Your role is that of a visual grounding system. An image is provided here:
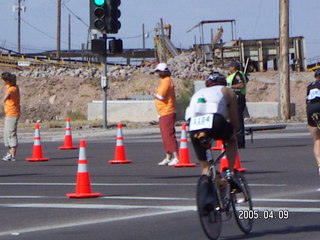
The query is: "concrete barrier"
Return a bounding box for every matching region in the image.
[87,100,159,122]
[87,99,295,122]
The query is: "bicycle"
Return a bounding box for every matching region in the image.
[196,141,253,240]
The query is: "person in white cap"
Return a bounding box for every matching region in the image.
[152,63,179,166]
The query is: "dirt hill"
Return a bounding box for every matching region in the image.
[0,64,313,125]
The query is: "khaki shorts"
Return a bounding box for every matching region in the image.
[4,117,19,148]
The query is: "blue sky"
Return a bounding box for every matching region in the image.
[0,0,319,59]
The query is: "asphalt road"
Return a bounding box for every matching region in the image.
[0,124,319,240]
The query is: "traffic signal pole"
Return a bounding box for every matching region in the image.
[101,34,108,129]
[90,0,122,128]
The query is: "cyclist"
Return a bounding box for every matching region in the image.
[306,68,320,175]
[185,72,240,176]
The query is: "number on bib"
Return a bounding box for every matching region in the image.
[189,114,214,131]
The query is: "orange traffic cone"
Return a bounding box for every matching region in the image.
[234,152,247,172]
[220,151,247,172]
[59,117,78,150]
[26,123,49,162]
[66,139,102,198]
[212,139,224,150]
[109,123,132,164]
[173,124,196,167]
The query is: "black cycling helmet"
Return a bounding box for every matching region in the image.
[205,72,227,87]
[315,69,320,78]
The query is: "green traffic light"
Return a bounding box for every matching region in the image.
[93,0,105,6]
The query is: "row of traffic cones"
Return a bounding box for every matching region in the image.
[26,120,244,170]
[211,139,247,172]
[26,118,78,162]
[25,120,246,198]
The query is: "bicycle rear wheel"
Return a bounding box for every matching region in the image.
[230,172,253,234]
[197,175,222,240]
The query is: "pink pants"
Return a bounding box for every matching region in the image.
[159,113,178,153]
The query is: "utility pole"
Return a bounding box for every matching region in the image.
[17,0,21,53]
[68,14,71,51]
[14,0,25,53]
[279,0,290,120]
[142,24,145,50]
[57,0,61,59]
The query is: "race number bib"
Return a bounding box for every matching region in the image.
[189,114,214,131]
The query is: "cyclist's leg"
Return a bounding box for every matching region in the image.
[213,114,238,172]
[309,126,320,174]
[225,133,238,172]
[190,131,212,175]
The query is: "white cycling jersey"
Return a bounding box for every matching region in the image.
[185,85,227,120]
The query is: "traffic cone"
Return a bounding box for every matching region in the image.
[173,124,196,167]
[66,139,102,198]
[26,123,49,162]
[212,139,224,150]
[220,151,247,172]
[59,117,78,150]
[234,152,247,172]
[109,123,132,164]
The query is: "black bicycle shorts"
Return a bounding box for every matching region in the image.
[189,114,233,161]
[306,102,320,127]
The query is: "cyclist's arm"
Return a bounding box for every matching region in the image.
[222,87,240,132]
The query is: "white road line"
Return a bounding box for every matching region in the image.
[101,196,195,201]
[2,196,319,204]
[0,182,287,187]
[253,198,320,203]
[0,203,319,214]
[0,209,185,237]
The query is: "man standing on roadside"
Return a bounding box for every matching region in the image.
[1,72,20,161]
[152,63,179,166]
[226,61,248,149]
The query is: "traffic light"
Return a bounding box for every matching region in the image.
[90,0,107,32]
[92,38,106,55]
[106,0,121,34]
[109,39,123,53]
[89,0,121,34]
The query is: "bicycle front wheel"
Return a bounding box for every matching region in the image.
[197,175,222,240]
[230,172,253,234]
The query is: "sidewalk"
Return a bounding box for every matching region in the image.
[1,121,307,144]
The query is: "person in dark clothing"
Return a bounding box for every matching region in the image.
[306,68,320,175]
[226,61,248,149]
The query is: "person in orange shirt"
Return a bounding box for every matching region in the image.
[153,63,179,166]
[1,72,20,161]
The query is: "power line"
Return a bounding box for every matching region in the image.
[61,2,89,28]
[21,17,79,48]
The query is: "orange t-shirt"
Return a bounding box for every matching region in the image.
[5,84,20,117]
[155,76,176,117]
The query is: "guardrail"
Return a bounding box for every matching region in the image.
[245,124,287,143]
[0,52,102,69]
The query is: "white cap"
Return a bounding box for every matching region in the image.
[154,63,169,72]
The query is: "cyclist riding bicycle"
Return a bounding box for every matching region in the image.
[306,68,320,175]
[185,72,240,177]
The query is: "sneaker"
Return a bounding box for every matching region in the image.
[158,158,171,166]
[168,158,179,166]
[10,156,16,162]
[2,153,12,161]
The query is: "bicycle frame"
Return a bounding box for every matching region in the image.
[197,143,253,239]
[206,149,232,216]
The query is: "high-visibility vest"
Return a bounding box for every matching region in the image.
[226,70,247,96]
